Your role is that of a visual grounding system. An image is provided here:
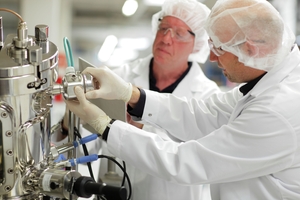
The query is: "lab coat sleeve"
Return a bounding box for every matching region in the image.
[193,82,220,100]
[141,88,239,141]
[106,103,296,185]
[142,123,183,142]
[188,64,221,100]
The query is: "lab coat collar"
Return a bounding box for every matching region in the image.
[132,55,204,95]
[132,54,153,75]
[170,63,198,96]
[171,61,208,95]
[185,62,208,92]
[248,44,300,97]
[132,54,153,89]
[239,72,267,96]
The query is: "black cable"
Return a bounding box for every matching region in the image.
[98,155,132,200]
[73,127,95,180]
[121,161,126,186]
[72,128,130,200]
[73,127,100,200]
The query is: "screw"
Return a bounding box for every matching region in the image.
[4,185,11,192]
[5,131,12,137]
[6,150,13,156]
[1,112,7,118]
[7,168,13,174]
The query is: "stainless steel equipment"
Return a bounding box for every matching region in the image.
[0,8,127,200]
[0,7,77,200]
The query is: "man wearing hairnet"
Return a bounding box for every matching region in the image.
[103,0,219,199]
[65,0,300,199]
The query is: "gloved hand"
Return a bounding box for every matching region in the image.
[64,86,111,135]
[82,66,132,103]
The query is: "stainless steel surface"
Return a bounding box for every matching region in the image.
[14,22,30,49]
[0,17,3,49]
[27,45,42,64]
[61,67,94,100]
[38,169,81,199]
[35,25,49,54]
[0,102,14,195]
[0,18,59,196]
[35,25,48,41]
[0,9,85,200]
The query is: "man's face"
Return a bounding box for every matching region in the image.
[210,49,248,83]
[209,38,266,83]
[152,16,195,67]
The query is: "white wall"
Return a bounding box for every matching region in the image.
[20,0,72,53]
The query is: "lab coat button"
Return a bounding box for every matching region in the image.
[148,113,152,117]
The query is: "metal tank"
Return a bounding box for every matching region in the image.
[0,8,62,199]
[0,8,128,200]
[0,8,77,199]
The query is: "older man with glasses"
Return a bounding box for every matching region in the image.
[98,0,219,200]
[104,0,219,199]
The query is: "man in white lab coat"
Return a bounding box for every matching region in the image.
[65,0,300,199]
[100,0,219,199]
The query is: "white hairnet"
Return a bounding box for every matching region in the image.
[152,0,211,64]
[205,0,295,71]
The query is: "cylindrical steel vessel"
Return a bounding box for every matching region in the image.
[0,9,115,200]
[0,22,58,199]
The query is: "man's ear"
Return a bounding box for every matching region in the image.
[245,41,259,56]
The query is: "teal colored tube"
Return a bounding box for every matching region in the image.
[63,37,74,67]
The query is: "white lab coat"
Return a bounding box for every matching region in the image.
[113,54,220,141]
[106,45,300,200]
[109,54,220,200]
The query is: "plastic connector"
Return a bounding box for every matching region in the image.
[69,154,98,166]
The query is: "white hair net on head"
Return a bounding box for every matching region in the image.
[152,0,211,64]
[205,0,295,71]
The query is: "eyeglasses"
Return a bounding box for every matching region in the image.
[157,22,195,43]
[208,38,225,56]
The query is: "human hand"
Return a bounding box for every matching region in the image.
[82,67,132,103]
[64,86,111,135]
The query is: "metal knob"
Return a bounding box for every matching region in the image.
[0,17,3,48]
[27,46,42,64]
[35,24,48,41]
